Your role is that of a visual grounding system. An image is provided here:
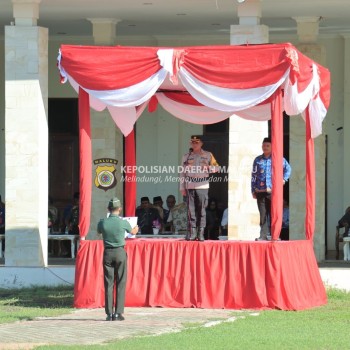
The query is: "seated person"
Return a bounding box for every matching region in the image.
[338,206,350,237]
[0,195,5,255]
[205,198,222,240]
[167,198,188,234]
[153,196,166,222]
[164,195,176,229]
[135,197,162,234]
[48,196,59,231]
[0,195,5,235]
[67,203,79,235]
[221,208,228,236]
[280,199,289,240]
[62,191,79,233]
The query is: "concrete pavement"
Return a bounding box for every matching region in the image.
[0,306,240,349]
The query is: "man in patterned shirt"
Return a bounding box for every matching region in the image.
[251,137,291,241]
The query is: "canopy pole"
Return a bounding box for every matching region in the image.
[305,106,315,240]
[124,129,137,217]
[78,87,92,239]
[270,88,283,240]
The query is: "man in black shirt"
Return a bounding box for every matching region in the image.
[135,196,162,234]
[338,206,350,237]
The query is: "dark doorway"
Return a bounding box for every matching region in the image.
[48,98,79,229]
[203,119,229,210]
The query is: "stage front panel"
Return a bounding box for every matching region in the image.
[74,239,327,311]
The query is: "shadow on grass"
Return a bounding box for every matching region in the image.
[0,285,74,308]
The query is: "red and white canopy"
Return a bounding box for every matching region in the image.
[57,43,330,241]
[58,43,330,138]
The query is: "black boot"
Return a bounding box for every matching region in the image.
[190,227,197,241]
[198,227,205,242]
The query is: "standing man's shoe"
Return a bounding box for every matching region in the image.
[198,227,205,241]
[106,314,113,321]
[190,227,197,241]
[114,313,125,321]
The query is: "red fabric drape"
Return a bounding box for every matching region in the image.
[60,45,161,90]
[124,129,136,216]
[78,88,92,238]
[305,107,316,240]
[60,44,330,112]
[270,88,283,240]
[74,239,327,310]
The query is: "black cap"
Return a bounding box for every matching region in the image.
[263,137,271,143]
[153,196,162,202]
[190,135,202,143]
[141,196,150,203]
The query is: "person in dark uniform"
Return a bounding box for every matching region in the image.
[180,135,219,241]
[135,196,162,234]
[97,197,138,321]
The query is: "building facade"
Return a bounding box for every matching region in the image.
[0,1,349,271]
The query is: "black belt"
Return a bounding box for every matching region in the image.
[105,246,124,250]
[187,177,209,183]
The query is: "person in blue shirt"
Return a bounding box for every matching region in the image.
[251,137,292,241]
[0,195,5,235]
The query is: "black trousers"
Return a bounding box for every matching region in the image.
[103,247,127,315]
[256,192,271,239]
[186,189,208,228]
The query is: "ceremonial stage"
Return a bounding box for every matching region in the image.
[74,238,327,311]
[58,43,331,312]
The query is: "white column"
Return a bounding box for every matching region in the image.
[87,19,124,239]
[12,0,40,26]
[230,0,268,45]
[291,17,326,261]
[87,18,121,45]
[5,0,48,266]
[228,0,268,240]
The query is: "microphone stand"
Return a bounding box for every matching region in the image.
[184,148,193,240]
[184,148,193,166]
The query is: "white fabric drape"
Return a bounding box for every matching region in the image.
[58,47,328,138]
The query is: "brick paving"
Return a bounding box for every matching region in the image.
[0,307,239,349]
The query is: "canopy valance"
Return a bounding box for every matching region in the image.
[58,43,330,138]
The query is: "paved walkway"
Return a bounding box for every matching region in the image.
[0,307,243,349]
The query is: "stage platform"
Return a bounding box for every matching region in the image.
[74,238,327,311]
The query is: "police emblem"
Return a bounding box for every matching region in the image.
[94,158,118,191]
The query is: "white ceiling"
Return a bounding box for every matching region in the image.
[1,0,350,38]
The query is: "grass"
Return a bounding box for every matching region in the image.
[0,285,74,323]
[1,287,350,349]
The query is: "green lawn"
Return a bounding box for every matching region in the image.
[1,287,350,349]
[0,286,74,323]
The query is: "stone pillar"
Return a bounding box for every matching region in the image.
[5,0,48,266]
[228,0,268,239]
[291,17,326,261]
[87,19,124,239]
[87,18,120,46]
